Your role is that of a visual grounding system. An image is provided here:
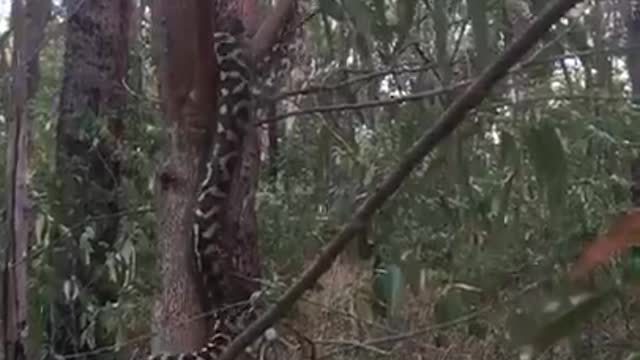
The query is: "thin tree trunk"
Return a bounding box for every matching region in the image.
[50,0,131,355]
[4,1,29,358]
[2,0,50,358]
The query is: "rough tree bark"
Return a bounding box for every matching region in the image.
[50,0,131,355]
[2,0,50,358]
[150,0,216,352]
[149,0,300,352]
[215,0,300,308]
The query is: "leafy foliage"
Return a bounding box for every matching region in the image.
[4,0,640,358]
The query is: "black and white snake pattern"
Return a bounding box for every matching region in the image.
[194,31,252,308]
[147,31,274,360]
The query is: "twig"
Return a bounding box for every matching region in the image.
[274,65,437,101]
[267,35,638,125]
[257,82,470,125]
[218,2,586,360]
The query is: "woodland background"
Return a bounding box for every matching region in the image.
[2,0,640,359]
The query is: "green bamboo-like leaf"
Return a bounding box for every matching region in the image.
[79,226,96,266]
[372,264,405,319]
[587,124,618,145]
[35,213,50,245]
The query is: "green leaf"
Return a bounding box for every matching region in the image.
[319,0,345,21]
[372,264,405,319]
[586,124,618,145]
[79,226,96,266]
[106,254,117,282]
[35,213,50,245]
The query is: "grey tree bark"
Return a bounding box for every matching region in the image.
[50,0,131,355]
[2,0,50,358]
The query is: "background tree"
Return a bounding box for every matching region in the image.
[46,0,132,356]
[2,0,50,358]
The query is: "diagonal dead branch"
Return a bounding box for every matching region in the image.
[219,1,586,360]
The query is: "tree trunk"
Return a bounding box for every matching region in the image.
[149,0,300,354]
[50,0,131,355]
[2,0,50,358]
[222,121,262,303]
[213,0,301,307]
[150,0,216,352]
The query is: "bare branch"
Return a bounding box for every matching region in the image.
[274,65,438,101]
[259,81,470,125]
